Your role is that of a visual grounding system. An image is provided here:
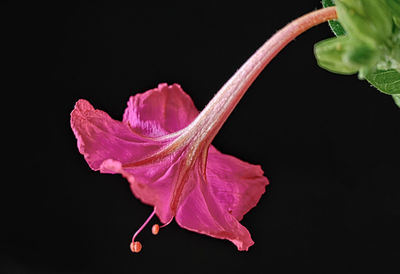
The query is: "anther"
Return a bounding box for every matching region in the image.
[152,224,160,235]
[130,241,142,253]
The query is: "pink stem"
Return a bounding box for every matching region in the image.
[179,7,337,146]
[131,209,156,242]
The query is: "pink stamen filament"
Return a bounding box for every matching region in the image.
[130,209,157,252]
[160,219,172,228]
[130,209,173,253]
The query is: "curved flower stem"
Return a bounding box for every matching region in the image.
[177,7,337,147]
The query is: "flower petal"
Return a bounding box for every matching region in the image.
[207,146,269,221]
[100,158,180,224]
[70,99,163,170]
[123,83,199,137]
[71,99,180,223]
[175,169,255,251]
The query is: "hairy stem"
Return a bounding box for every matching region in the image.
[179,7,337,147]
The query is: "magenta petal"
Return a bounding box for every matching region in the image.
[175,170,254,251]
[70,99,163,170]
[71,99,179,223]
[124,155,186,223]
[207,146,269,221]
[100,158,178,223]
[71,84,269,251]
[123,83,199,137]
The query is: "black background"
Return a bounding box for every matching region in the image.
[4,1,400,273]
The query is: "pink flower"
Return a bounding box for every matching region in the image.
[70,7,337,252]
[71,83,268,251]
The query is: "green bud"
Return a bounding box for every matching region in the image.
[386,0,400,27]
[386,0,400,17]
[344,43,379,67]
[394,17,400,28]
[314,36,359,75]
[336,0,393,45]
[344,43,379,78]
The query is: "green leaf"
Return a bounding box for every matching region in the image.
[393,94,400,107]
[365,69,400,95]
[321,0,400,108]
[322,0,346,36]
